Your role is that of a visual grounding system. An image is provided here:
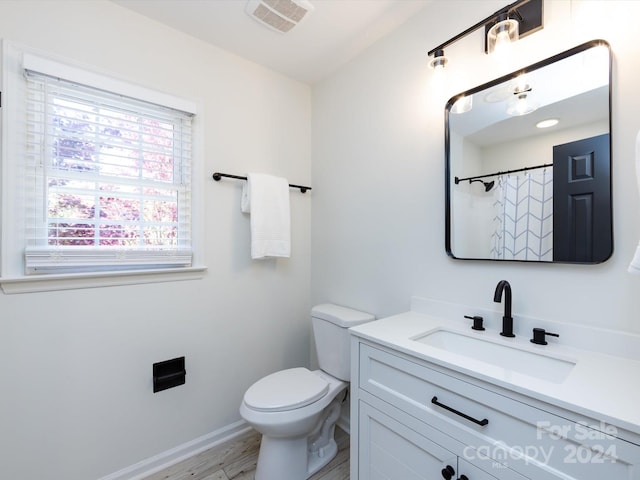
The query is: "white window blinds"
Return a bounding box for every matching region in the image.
[24,70,194,274]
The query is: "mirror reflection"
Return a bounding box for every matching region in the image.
[446,40,612,263]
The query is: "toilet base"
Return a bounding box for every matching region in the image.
[254,398,343,480]
[254,434,339,480]
[307,435,338,477]
[255,435,308,480]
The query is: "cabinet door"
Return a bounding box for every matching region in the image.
[359,400,459,480]
[358,400,528,480]
[458,449,529,480]
[457,458,501,480]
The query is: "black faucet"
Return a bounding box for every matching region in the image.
[494,280,515,337]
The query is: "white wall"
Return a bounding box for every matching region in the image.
[452,134,490,258]
[0,2,311,479]
[312,0,640,333]
[481,120,609,175]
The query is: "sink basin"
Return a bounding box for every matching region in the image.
[413,329,576,383]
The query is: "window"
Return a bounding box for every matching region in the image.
[21,58,194,274]
[0,44,203,292]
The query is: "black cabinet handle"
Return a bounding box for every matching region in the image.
[431,396,489,426]
[441,465,455,479]
[458,476,469,480]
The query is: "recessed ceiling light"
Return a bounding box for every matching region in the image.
[536,118,559,129]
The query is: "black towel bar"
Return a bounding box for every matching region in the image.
[212,172,311,193]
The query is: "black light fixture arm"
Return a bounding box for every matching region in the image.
[427,0,532,57]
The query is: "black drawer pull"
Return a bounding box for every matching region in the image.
[431,396,489,426]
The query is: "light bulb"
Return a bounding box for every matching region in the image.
[515,95,529,115]
[429,49,448,70]
[487,17,519,55]
[494,29,513,56]
[451,95,473,114]
[507,93,537,116]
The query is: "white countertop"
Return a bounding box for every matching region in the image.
[350,308,640,440]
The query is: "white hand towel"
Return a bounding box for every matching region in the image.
[241,173,291,259]
[630,131,640,274]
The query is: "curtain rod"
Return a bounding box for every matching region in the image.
[455,162,552,184]
[212,172,312,193]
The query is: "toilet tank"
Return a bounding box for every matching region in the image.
[311,304,375,381]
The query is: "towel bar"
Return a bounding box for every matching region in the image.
[212,172,312,193]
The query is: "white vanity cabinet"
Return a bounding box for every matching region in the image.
[350,338,640,480]
[358,394,526,480]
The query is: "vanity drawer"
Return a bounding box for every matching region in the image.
[358,342,640,480]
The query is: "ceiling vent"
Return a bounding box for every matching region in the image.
[246,0,314,33]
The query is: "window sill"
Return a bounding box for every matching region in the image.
[0,266,207,294]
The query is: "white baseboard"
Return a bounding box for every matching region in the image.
[99,420,252,480]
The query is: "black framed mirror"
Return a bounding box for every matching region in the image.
[445,39,612,263]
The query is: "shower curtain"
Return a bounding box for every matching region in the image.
[490,169,553,261]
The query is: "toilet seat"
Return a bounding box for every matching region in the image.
[244,367,329,412]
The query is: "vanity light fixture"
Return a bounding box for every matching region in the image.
[486,13,519,55]
[506,84,538,116]
[427,0,542,70]
[451,94,473,114]
[429,49,448,70]
[506,92,537,116]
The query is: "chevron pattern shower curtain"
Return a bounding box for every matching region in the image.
[490,170,553,261]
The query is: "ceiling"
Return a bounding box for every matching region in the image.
[111,0,431,84]
[451,44,611,147]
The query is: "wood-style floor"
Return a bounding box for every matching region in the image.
[143,427,350,480]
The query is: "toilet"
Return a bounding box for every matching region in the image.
[239,303,375,480]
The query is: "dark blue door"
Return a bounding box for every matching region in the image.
[553,133,611,263]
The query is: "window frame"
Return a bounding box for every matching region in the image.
[0,42,206,293]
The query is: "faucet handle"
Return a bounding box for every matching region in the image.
[464,315,485,331]
[530,328,559,345]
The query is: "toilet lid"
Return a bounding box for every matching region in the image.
[244,368,329,412]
